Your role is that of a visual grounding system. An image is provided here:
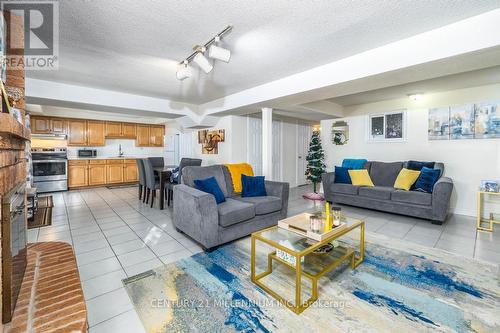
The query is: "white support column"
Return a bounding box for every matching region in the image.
[262,107,273,179]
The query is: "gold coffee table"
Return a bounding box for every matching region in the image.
[250,214,364,314]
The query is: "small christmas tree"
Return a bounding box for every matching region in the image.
[305,130,326,193]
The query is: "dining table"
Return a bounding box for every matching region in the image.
[153,165,177,210]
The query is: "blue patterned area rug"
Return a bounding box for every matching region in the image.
[123,233,500,332]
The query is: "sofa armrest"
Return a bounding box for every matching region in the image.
[173,184,219,248]
[322,172,335,199]
[432,177,454,222]
[265,180,290,218]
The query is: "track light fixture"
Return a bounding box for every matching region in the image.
[176,25,232,80]
[193,47,213,74]
[176,60,192,80]
[208,36,231,63]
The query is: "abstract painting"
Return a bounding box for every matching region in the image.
[428,107,449,140]
[449,104,474,139]
[474,102,500,139]
[198,129,225,154]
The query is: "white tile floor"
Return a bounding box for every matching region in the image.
[28,185,500,332]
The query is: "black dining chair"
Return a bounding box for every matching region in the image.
[167,158,202,206]
[148,157,164,168]
[143,158,161,208]
[136,159,147,201]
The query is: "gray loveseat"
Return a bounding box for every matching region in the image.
[173,165,289,250]
[322,161,453,224]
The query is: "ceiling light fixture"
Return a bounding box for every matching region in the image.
[193,47,213,74]
[408,93,424,101]
[176,25,232,80]
[208,36,231,63]
[176,60,192,80]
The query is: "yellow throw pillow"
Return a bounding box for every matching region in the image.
[394,168,421,191]
[225,163,254,193]
[348,169,374,187]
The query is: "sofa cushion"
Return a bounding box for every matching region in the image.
[194,176,226,204]
[413,167,441,193]
[392,190,432,206]
[241,175,267,197]
[369,161,403,187]
[394,168,421,191]
[234,196,282,215]
[358,186,395,200]
[334,166,352,184]
[348,170,374,187]
[406,160,435,171]
[217,198,256,227]
[330,184,360,195]
[182,165,230,197]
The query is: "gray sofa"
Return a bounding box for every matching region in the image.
[173,165,289,250]
[322,161,453,224]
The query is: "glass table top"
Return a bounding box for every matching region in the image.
[255,214,363,253]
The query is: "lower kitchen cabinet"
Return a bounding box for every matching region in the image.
[68,159,138,188]
[68,164,88,188]
[88,164,107,185]
[106,163,125,184]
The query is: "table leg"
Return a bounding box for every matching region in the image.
[159,172,165,210]
[251,236,256,282]
[295,255,302,312]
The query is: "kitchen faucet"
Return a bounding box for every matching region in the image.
[118,144,124,157]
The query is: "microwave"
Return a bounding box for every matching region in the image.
[78,149,97,158]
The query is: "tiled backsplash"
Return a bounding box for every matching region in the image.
[67,139,165,158]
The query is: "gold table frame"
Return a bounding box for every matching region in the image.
[477,191,500,232]
[250,218,364,314]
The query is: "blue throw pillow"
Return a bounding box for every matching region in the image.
[334,166,351,184]
[194,177,226,204]
[342,158,367,170]
[241,174,267,197]
[413,167,441,193]
[407,160,435,171]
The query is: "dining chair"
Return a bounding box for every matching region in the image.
[136,159,147,201]
[148,157,164,168]
[143,158,161,208]
[167,158,202,206]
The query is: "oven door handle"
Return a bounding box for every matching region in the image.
[32,160,67,163]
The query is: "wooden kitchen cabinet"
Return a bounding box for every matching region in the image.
[136,125,150,147]
[88,164,106,185]
[51,118,67,134]
[31,117,52,133]
[149,125,165,147]
[105,121,122,137]
[67,119,88,146]
[122,123,136,138]
[87,120,105,146]
[124,161,138,182]
[106,163,124,184]
[68,164,88,187]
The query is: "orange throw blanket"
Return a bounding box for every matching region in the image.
[225,163,254,193]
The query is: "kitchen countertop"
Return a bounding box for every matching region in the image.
[68,156,142,160]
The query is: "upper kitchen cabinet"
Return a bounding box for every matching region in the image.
[31,117,51,133]
[67,119,88,146]
[31,116,67,134]
[105,121,137,138]
[105,121,122,137]
[122,123,137,138]
[149,125,165,147]
[136,124,150,147]
[87,120,106,146]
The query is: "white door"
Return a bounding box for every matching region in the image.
[179,132,195,161]
[296,123,312,185]
[272,120,282,181]
[247,116,262,175]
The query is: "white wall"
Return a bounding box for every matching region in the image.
[320,83,500,216]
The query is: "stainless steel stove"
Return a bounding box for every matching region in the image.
[31,147,68,193]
